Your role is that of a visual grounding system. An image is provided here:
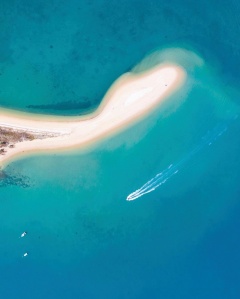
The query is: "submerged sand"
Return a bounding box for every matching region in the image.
[0,63,186,167]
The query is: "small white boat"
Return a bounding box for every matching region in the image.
[20,232,27,238]
[23,252,28,257]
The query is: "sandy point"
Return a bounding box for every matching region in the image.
[0,63,186,168]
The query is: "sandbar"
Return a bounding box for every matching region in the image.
[0,63,186,168]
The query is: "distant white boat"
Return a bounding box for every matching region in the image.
[23,252,28,257]
[20,231,27,238]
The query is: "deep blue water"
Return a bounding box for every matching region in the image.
[1,0,240,298]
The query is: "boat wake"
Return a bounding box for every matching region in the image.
[126,122,229,201]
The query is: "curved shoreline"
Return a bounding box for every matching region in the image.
[0,63,186,168]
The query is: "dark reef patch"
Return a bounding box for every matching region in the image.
[0,169,31,188]
[27,99,94,112]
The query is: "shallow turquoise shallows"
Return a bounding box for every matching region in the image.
[1,0,240,298]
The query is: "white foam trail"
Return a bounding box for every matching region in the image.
[126,122,229,201]
[126,163,180,201]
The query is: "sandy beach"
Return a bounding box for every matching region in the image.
[0,63,186,167]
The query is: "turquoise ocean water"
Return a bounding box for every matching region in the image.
[1,1,240,298]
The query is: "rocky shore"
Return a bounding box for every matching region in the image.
[0,127,35,155]
[0,127,60,156]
